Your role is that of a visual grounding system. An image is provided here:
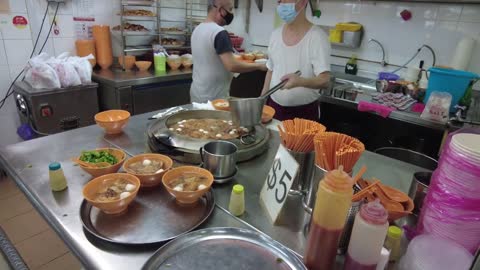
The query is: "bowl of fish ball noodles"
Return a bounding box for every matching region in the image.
[162,166,214,205]
[82,173,141,214]
[123,154,173,187]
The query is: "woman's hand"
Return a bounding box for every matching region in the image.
[281,73,304,89]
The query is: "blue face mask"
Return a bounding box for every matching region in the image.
[277,2,299,24]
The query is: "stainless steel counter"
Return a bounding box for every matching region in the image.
[320,90,447,131]
[92,68,192,88]
[0,107,427,269]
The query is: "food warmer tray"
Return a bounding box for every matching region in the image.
[80,188,214,246]
[142,227,307,270]
[147,110,270,164]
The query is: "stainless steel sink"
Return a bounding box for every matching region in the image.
[327,72,377,101]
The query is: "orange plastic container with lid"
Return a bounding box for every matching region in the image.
[92,25,113,69]
[75,39,96,67]
[304,166,354,270]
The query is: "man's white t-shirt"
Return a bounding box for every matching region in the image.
[190,22,233,103]
[267,25,331,107]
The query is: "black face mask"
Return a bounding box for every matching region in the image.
[215,6,234,25]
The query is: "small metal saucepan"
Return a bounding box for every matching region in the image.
[229,71,301,127]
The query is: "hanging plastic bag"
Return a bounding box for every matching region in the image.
[24,53,61,89]
[67,54,94,84]
[421,92,452,123]
[48,52,81,87]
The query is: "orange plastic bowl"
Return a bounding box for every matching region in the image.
[78,148,126,177]
[212,99,230,111]
[261,105,276,123]
[123,153,173,187]
[95,110,130,134]
[135,61,152,71]
[162,166,214,205]
[118,55,136,69]
[167,60,182,70]
[82,173,140,214]
[388,197,415,222]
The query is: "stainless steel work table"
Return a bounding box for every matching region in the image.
[0,107,427,269]
[92,69,192,88]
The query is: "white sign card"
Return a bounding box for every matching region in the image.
[260,144,299,223]
[73,0,95,39]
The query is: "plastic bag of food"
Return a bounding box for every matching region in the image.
[67,54,94,84]
[48,53,81,87]
[420,91,452,123]
[24,53,61,89]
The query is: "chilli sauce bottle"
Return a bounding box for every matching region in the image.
[304,166,355,270]
[344,199,389,270]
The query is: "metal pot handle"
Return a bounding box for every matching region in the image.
[199,147,204,162]
[240,134,256,145]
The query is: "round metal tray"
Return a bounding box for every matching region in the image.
[142,227,307,270]
[147,110,269,164]
[80,188,215,246]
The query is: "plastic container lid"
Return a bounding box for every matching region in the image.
[233,184,244,194]
[387,226,402,239]
[49,162,61,171]
[400,235,473,270]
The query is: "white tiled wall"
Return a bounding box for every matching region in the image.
[247,1,480,80]
[1,0,478,146]
[0,0,121,146]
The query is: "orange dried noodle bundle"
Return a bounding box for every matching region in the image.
[314,132,365,172]
[278,118,326,153]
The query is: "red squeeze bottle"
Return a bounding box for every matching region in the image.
[304,166,355,270]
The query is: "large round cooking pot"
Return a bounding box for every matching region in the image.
[147,110,270,164]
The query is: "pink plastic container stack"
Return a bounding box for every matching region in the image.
[418,130,480,254]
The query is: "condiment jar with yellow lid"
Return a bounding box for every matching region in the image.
[384,225,402,262]
[229,184,245,216]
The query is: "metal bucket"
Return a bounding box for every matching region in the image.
[375,147,438,171]
[276,192,309,232]
[408,172,432,215]
[287,150,315,194]
[229,97,265,127]
[337,199,364,255]
[303,165,327,214]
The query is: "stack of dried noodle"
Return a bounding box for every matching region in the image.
[278,118,326,153]
[314,132,365,172]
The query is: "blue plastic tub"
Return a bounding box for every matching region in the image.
[425,68,479,112]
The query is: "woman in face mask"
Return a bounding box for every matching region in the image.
[261,0,331,121]
[190,0,267,103]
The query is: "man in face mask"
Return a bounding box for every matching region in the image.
[190,0,267,103]
[261,0,331,121]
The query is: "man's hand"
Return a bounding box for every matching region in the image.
[281,73,304,89]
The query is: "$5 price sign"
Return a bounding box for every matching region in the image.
[267,159,293,203]
[260,144,299,222]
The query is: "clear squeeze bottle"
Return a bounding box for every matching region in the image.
[344,199,389,270]
[305,166,355,270]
